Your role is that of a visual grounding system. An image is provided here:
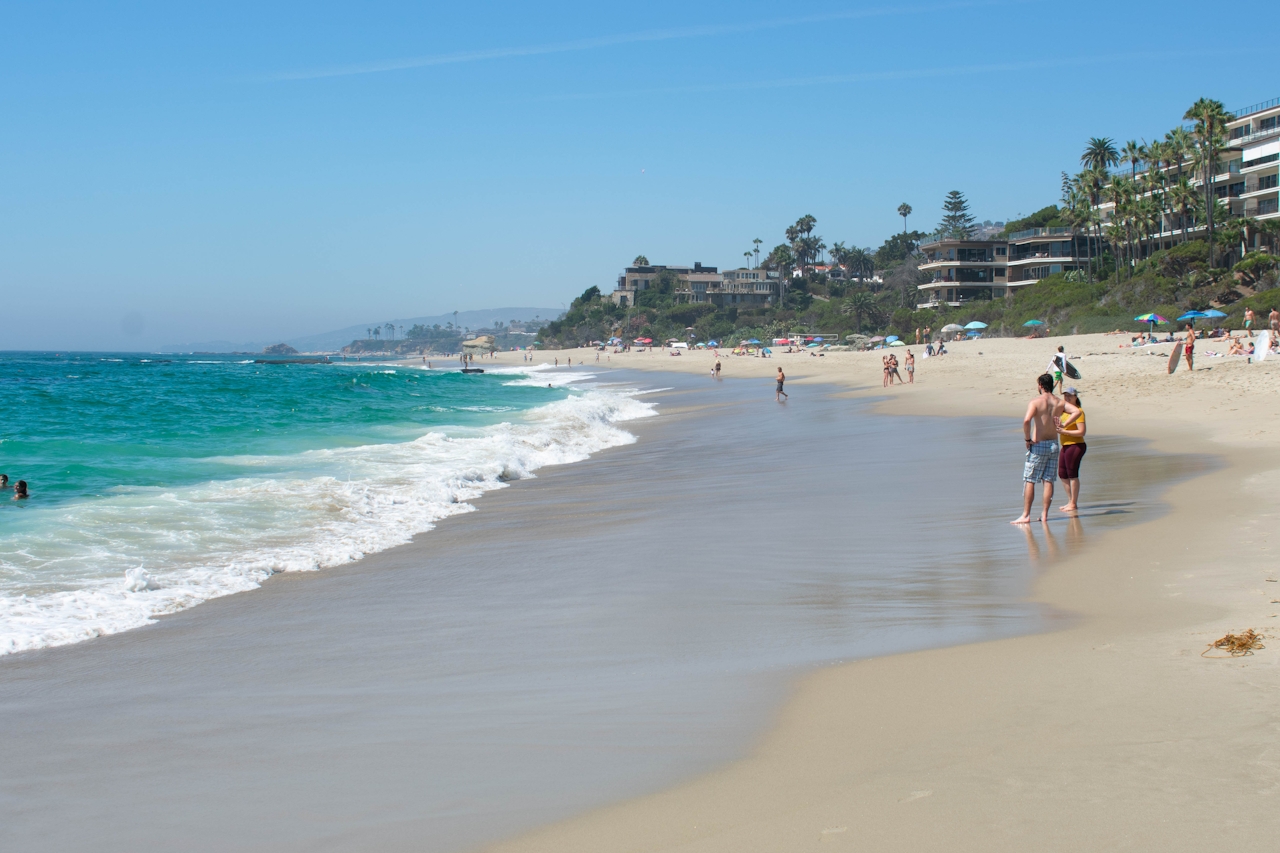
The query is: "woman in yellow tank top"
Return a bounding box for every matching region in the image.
[1056,388,1086,512]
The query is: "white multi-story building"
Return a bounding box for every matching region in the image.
[1092,95,1279,258]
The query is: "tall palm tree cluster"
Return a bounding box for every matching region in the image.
[1058,98,1265,283]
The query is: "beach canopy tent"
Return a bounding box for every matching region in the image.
[1022,320,1045,327]
[964,321,988,329]
[634,337,653,344]
[940,324,965,333]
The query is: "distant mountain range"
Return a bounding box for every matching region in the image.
[161,307,562,353]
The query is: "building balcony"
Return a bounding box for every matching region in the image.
[1242,153,1280,173]
[1008,253,1078,265]
[1007,226,1075,241]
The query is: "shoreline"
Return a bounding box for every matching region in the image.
[478,334,1280,850]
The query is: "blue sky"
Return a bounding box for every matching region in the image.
[1,0,1269,349]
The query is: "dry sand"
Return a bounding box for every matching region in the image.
[470,333,1280,851]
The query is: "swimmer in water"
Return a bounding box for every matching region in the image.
[13,480,29,500]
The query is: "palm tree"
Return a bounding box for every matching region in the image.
[744,250,753,268]
[633,255,649,266]
[752,238,762,268]
[1165,127,1193,179]
[1169,175,1197,244]
[841,290,873,332]
[1184,97,1233,267]
[1082,137,1120,172]
[1122,140,1143,180]
[897,203,912,233]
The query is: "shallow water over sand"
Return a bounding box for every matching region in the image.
[0,370,1194,853]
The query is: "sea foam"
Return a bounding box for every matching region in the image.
[0,386,655,655]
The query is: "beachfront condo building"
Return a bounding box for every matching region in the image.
[916,229,1100,308]
[1092,96,1279,259]
[610,262,778,306]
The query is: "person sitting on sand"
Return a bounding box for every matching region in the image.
[925,342,934,357]
[1012,373,1061,525]
[13,480,28,500]
[1228,337,1245,356]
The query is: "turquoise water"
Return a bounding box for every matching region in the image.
[0,353,652,653]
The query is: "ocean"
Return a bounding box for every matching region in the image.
[0,353,653,654]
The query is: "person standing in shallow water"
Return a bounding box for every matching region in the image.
[775,367,788,401]
[1056,387,1087,513]
[1012,373,1061,525]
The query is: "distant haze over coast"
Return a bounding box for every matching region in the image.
[161,308,562,353]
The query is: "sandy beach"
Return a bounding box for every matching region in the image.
[474,333,1280,851]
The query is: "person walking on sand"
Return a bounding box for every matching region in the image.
[1056,386,1087,513]
[1012,373,1061,525]
[1245,307,1255,338]
[1047,346,1066,394]
[1183,324,1195,371]
[1270,307,1280,336]
[776,367,788,401]
[905,349,915,383]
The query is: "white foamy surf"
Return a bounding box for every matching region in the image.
[0,386,656,655]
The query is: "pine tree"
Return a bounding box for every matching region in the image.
[939,191,976,240]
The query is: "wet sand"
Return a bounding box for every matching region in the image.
[0,369,1186,852]
[480,336,1280,852]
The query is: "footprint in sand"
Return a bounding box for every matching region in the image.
[898,789,933,803]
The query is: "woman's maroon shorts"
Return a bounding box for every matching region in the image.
[1059,442,1086,480]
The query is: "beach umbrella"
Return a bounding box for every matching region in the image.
[747,338,762,344]
[941,323,964,333]
[885,335,899,343]
[1176,311,1207,325]
[889,340,905,347]
[813,336,824,342]
[870,335,886,342]
[1201,309,1227,320]
[1022,319,1045,327]
[1133,313,1166,324]
[964,321,988,329]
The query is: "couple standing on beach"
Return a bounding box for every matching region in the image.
[1012,373,1086,524]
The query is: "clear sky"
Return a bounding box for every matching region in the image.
[1,0,1269,350]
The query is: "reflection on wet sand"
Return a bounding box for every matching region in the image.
[1020,515,1086,565]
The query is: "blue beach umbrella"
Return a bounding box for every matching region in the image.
[1023,319,1045,327]
[813,336,824,342]
[747,339,762,345]
[706,340,718,347]
[1200,309,1227,320]
[1176,310,1208,324]
[964,321,988,329]
[885,335,899,343]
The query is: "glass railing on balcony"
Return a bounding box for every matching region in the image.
[1007,226,1073,240]
[1230,96,1280,120]
[1243,153,1280,169]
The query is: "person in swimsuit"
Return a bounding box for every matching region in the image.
[776,367,788,401]
[714,359,721,377]
[1056,387,1086,513]
[0,474,7,489]
[889,354,904,385]
[1013,373,1061,524]
[905,349,915,383]
[1244,308,1254,337]
[882,355,891,387]
[13,480,29,500]
[1183,324,1195,371]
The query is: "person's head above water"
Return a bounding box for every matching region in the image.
[1038,373,1054,393]
[14,480,28,499]
[0,474,7,487]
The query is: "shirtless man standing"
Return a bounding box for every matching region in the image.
[1245,307,1255,338]
[905,349,915,383]
[1012,373,1061,525]
[775,367,788,401]
[1270,307,1279,336]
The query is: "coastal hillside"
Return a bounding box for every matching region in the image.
[536,238,1279,348]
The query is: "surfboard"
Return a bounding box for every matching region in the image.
[1167,341,1183,374]
[1064,360,1081,380]
[1256,330,1271,363]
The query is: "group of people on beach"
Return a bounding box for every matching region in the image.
[0,474,29,500]
[1013,370,1086,524]
[881,351,914,386]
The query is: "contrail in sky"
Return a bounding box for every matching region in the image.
[536,50,1209,101]
[271,1,1018,81]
